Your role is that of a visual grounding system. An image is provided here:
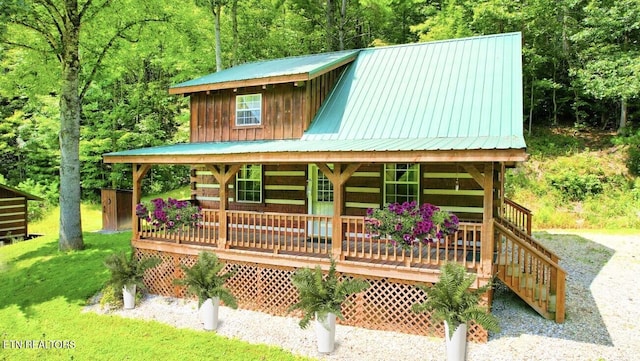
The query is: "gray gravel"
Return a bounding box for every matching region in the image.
[85,231,640,361]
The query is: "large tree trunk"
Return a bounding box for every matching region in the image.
[59,0,84,251]
[213,4,223,71]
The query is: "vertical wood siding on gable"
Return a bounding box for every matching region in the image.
[189,67,346,142]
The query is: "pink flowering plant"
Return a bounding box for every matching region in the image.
[365,201,459,249]
[135,197,202,231]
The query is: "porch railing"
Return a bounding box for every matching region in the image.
[503,198,532,235]
[341,216,482,269]
[226,210,332,255]
[138,209,485,270]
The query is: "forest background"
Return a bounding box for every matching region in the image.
[0,0,639,234]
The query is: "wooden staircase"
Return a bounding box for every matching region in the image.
[494,200,566,323]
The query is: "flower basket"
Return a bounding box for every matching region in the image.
[135,197,202,233]
[365,201,459,250]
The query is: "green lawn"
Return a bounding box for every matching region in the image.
[0,224,312,360]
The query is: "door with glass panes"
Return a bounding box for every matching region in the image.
[308,165,333,238]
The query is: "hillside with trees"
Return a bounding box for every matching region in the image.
[1,0,638,247]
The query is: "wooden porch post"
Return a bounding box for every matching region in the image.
[206,164,241,249]
[481,162,495,277]
[132,164,151,239]
[317,163,360,260]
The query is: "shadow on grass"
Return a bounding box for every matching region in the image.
[491,232,615,346]
[0,232,131,317]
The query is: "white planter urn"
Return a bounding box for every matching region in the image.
[444,321,467,361]
[122,284,136,309]
[201,297,220,331]
[315,312,336,353]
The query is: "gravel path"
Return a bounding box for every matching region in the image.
[85,231,640,361]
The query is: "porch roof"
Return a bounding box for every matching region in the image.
[103,136,526,164]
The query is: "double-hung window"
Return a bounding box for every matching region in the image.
[236,165,262,203]
[384,163,419,204]
[235,94,262,126]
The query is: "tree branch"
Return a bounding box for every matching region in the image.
[79,17,167,100]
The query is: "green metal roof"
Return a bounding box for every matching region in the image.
[105,33,525,163]
[170,50,359,92]
[303,32,524,149]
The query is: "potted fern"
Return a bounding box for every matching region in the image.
[104,251,160,309]
[412,262,500,361]
[174,252,237,331]
[289,259,369,353]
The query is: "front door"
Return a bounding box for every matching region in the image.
[308,165,333,238]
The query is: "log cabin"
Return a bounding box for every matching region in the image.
[103,33,566,341]
[0,183,42,243]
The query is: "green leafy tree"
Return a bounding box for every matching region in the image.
[571,0,640,130]
[2,0,167,250]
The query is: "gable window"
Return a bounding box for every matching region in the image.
[384,163,419,204]
[236,164,262,203]
[236,94,262,126]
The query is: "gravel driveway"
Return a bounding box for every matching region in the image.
[86,231,640,361]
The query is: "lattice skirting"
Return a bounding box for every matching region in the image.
[135,248,488,343]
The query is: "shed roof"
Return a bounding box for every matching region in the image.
[105,33,525,164]
[0,184,43,201]
[169,50,359,94]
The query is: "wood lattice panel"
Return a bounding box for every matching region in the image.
[136,248,488,342]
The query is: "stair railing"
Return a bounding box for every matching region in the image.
[494,219,566,323]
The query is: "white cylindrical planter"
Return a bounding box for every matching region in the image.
[122,284,136,309]
[202,297,220,331]
[444,321,467,361]
[315,312,336,353]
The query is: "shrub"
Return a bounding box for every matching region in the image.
[628,146,640,176]
[548,173,604,201]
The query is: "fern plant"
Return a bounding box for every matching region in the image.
[173,252,237,308]
[104,251,160,295]
[289,259,369,329]
[412,262,500,338]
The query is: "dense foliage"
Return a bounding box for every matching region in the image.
[0,0,638,208]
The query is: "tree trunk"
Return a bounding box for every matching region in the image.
[338,0,346,51]
[213,4,223,71]
[326,0,335,51]
[528,79,534,135]
[619,98,627,131]
[231,0,238,66]
[59,0,84,251]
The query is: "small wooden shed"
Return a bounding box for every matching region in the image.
[0,184,43,241]
[101,189,133,232]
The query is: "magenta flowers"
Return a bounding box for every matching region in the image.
[135,197,202,231]
[365,201,459,249]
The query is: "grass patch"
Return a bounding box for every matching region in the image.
[0,232,312,361]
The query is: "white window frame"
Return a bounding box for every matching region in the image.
[235,94,262,126]
[236,164,262,203]
[383,163,419,204]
